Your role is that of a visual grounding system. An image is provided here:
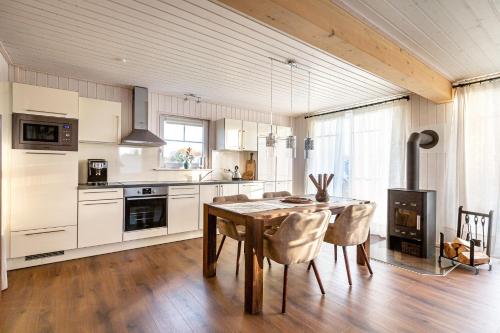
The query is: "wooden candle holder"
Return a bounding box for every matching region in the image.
[309,173,333,202]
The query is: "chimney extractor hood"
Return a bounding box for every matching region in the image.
[121,86,166,147]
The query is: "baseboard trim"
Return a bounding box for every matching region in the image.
[7,230,203,270]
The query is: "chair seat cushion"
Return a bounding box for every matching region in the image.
[217,218,245,241]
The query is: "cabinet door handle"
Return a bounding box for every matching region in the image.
[83,201,119,206]
[25,152,66,156]
[170,196,196,199]
[220,185,223,196]
[83,190,119,194]
[25,229,65,236]
[171,187,196,190]
[116,115,121,143]
[25,109,68,116]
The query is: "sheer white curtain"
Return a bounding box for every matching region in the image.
[445,81,500,256]
[306,100,408,236]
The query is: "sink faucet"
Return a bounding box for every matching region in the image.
[199,169,214,181]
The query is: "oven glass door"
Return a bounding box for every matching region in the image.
[22,122,60,143]
[125,196,167,232]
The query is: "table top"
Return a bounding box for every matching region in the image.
[206,196,369,221]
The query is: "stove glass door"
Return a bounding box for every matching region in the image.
[125,196,167,232]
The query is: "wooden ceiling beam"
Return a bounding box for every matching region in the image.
[216,0,452,103]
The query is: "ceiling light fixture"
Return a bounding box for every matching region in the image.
[304,71,314,159]
[266,58,277,153]
[286,60,297,158]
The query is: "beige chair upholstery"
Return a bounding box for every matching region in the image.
[324,203,376,246]
[263,210,331,313]
[322,203,376,286]
[263,191,292,199]
[213,194,249,242]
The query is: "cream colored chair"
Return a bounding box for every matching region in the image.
[263,191,292,199]
[320,203,376,286]
[213,194,271,275]
[264,210,332,313]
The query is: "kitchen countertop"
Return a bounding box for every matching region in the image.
[78,179,266,189]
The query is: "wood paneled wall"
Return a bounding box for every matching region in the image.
[7,65,291,137]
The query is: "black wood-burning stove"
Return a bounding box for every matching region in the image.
[387,130,438,258]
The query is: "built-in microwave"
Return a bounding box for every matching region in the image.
[12,113,78,151]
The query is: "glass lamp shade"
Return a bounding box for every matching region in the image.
[286,135,297,158]
[304,137,314,159]
[265,132,277,157]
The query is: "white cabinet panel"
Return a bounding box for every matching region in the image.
[220,183,239,196]
[168,185,199,195]
[242,121,257,151]
[11,226,77,258]
[10,150,78,231]
[12,83,78,118]
[264,181,276,193]
[276,181,293,194]
[276,139,293,181]
[78,199,123,248]
[199,184,219,229]
[168,194,200,234]
[277,126,292,138]
[257,137,276,182]
[257,123,277,137]
[78,188,123,201]
[239,182,264,199]
[79,97,121,143]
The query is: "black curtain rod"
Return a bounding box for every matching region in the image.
[452,74,500,88]
[304,95,410,119]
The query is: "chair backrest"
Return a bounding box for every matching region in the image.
[324,203,376,246]
[263,191,292,199]
[264,210,331,265]
[213,194,249,203]
[457,206,494,256]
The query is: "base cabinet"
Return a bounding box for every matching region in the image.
[239,182,264,199]
[78,199,124,248]
[169,193,200,234]
[11,226,77,258]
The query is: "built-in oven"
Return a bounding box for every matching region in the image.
[124,186,168,233]
[12,113,78,151]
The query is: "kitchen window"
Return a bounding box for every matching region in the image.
[159,115,209,169]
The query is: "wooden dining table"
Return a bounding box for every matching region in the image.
[202,197,371,314]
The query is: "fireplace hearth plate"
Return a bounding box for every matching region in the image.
[370,236,457,276]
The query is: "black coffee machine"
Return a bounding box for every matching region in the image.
[87,159,108,185]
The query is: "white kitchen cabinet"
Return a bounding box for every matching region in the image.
[276,138,293,181]
[239,182,264,199]
[242,121,258,151]
[78,199,124,248]
[11,226,77,258]
[78,188,123,201]
[216,118,258,151]
[276,181,293,193]
[79,97,121,144]
[257,137,276,182]
[257,123,277,137]
[12,83,78,118]
[199,183,239,228]
[168,194,200,234]
[10,150,78,231]
[264,181,276,193]
[220,183,239,196]
[277,126,292,138]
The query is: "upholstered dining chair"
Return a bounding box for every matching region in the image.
[263,191,292,199]
[318,203,376,286]
[264,210,332,313]
[212,194,271,275]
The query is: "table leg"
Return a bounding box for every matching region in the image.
[244,217,264,314]
[203,204,217,277]
[357,232,370,265]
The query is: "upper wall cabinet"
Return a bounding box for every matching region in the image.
[79,97,122,144]
[216,118,257,151]
[12,83,79,118]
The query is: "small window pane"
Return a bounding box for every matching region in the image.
[185,125,203,142]
[164,123,184,141]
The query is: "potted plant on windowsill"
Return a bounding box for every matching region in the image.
[176,147,195,169]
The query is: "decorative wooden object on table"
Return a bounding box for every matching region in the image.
[242,152,256,180]
[309,173,333,202]
[203,196,370,314]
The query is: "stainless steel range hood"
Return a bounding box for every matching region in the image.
[121,86,166,147]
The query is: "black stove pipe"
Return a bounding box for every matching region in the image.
[406,130,439,190]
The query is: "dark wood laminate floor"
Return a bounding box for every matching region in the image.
[1,237,499,333]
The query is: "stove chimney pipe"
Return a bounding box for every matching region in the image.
[406,130,439,190]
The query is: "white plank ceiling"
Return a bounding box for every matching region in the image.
[333,0,500,82]
[0,0,406,115]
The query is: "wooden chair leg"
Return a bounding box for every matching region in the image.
[282,265,288,313]
[359,244,373,275]
[266,257,272,267]
[307,261,312,271]
[342,246,352,286]
[334,245,338,262]
[216,235,226,261]
[236,241,242,275]
[310,260,325,294]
